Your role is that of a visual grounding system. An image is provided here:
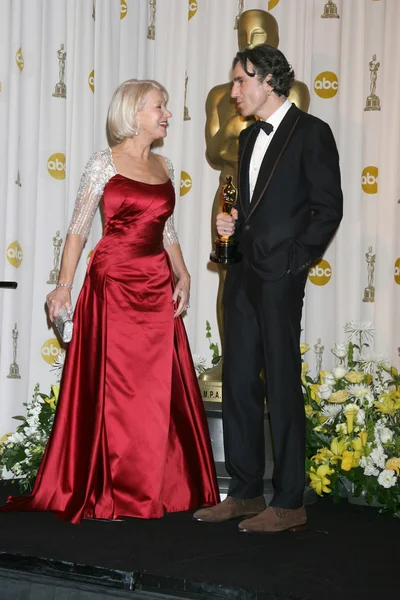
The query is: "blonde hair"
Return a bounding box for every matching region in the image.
[106,79,169,146]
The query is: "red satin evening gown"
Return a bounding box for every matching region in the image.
[2,174,219,523]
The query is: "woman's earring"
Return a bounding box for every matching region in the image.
[134,121,141,136]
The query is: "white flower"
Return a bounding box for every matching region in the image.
[323,372,336,386]
[333,366,347,380]
[377,427,393,445]
[370,446,387,469]
[377,469,397,489]
[51,351,66,382]
[356,408,366,425]
[344,321,375,344]
[358,352,387,374]
[7,431,25,444]
[360,456,379,477]
[321,404,343,422]
[331,343,348,359]
[192,353,208,375]
[346,384,371,400]
[317,384,333,400]
[335,423,347,434]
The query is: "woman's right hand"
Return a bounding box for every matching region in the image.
[46,287,72,322]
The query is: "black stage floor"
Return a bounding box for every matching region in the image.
[0,482,397,600]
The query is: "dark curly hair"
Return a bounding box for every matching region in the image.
[232,44,295,97]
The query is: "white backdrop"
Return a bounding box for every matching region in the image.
[1,0,399,435]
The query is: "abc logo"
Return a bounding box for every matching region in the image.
[47,153,66,180]
[15,48,24,71]
[120,0,128,19]
[88,70,94,92]
[314,72,339,99]
[268,0,280,8]
[394,258,400,285]
[309,259,332,286]
[361,166,378,194]
[188,1,198,19]
[41,338,65,364]
[87,250,93,265]
[6,241,23,268]
[180,171,192,196]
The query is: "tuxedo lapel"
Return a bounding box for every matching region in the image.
[246,105,301,222]
[237,126,259,216]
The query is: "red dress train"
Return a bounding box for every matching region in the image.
[2,175,219,523]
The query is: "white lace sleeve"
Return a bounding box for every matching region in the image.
[67,149,116,240]
[161,155,179,247]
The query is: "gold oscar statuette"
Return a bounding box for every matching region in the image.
[47,231,63,285]
[363,246,375,302]
[364,55,381,111]
[321,1,340,19]
[53,44,67,98]
[210,176,241,265]
[7,323,21,379]
[148,0,156,40]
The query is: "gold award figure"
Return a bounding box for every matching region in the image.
[363,246,375,302]
[364,55,381,111]
[321,1,340,19]
[210,176,240,264]
[53,44,67,98]
[199,10,310,394]
[7,323,21,379]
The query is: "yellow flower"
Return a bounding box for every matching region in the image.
[327,390,349,404]
[341,450,361,471]
[385,458,400,475]
[44,385,60,412]
[319,370,331,385]
[309,383,321,404]
[344,371,365,384]
[354,430,368,449]
[304,404,315,418]
[312,447,333,464]
[0,433,11,447]
[374,390,400,415]
[330,436,348,459]
[309,464,334,495]
[301,362,309,386]
[344,405,358,434]
[300,344,309,355]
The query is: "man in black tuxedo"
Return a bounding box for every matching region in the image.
[194,44,343,532]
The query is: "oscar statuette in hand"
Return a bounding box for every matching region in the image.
[210,176,241,264]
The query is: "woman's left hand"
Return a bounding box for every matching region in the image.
[173,272,190,318]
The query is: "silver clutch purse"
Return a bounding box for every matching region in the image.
[53,307,74,343]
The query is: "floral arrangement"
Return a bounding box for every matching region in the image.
[302,321,400,514]
[192,321,221,375]
[0,353,64,491]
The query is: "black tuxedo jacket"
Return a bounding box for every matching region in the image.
[223,104,343,301]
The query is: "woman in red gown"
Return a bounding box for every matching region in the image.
[2,79,219,523]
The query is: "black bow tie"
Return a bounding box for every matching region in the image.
[254,120,274,135]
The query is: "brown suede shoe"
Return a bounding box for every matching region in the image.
[238,505,306,533]
[193,495,266,523]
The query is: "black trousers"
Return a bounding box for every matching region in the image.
[222,262,307,509]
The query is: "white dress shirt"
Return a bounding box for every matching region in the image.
[249,98,293,201]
